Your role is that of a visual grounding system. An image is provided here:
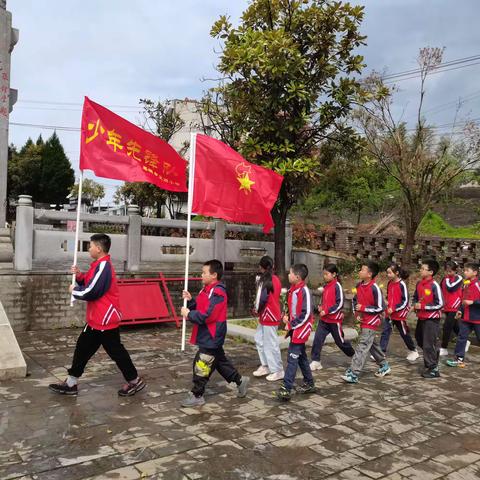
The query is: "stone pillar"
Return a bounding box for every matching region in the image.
[285,218,293,268]
[334,220,355,254]
[0,2,19,226]
[214,220,226,265]
[126,205,141,271]
[14,195,33,271]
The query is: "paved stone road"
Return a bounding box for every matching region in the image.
[1,325,480,479]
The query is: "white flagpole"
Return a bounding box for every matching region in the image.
[70,170,84,307]
[181,132,197,351]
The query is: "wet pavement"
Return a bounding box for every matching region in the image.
[1,324,480,479]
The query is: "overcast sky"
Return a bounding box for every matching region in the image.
[7,0,480,202]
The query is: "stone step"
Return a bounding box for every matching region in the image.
[0,228,10,237]
[0,242,13,262]
[0,236,11,243]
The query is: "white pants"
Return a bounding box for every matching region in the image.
[255,324,283,373]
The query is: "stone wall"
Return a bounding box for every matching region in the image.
[0,271,257,332]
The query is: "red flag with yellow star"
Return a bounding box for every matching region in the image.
[191,134,283,233]
[80,97,187,192]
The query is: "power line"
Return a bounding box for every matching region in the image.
[9,121,80,131]
[381,54,480,81]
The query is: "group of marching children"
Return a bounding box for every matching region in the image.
[50,232,478,406]
[248,255,480,401]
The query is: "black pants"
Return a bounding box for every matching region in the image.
[311,320,355,361]
[68,326,138,382]
[415,318,440,369]
[441,311,460,348]
[191,347,241,397]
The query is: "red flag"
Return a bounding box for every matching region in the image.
[191,134,283,233]
[80,97,187,192]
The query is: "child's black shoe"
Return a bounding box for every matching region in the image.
[118,377,146,396]
[296,382,317,394]
[275,384,291,402]
[48,380,78,396]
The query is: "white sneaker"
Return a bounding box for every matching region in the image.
[439,348,449,357]
[253,365,270,377]
[466,340,471,352]
[407,350,420,362]
[266,371,284,382]
[370,355,375,361]
[310,361,323,371]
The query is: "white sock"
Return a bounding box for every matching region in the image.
[66,375,78,387]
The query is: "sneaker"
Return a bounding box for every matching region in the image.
[48,380,78,396]
[310,361,323,371]
[439,348,449,357]
[181,392,206,407]
[275,384,291,402]
[266,371,284,382]
[446,358,466,368]
[369,355,375,361]
[118,377,146,397]
[466,340,471,352]
[375,362,391,378]
[341,369,359,384]
[237,376,250,398]
[296,382,317,394]
[253,365,270,377]
[421,367,440,379]
[407,350,420,362]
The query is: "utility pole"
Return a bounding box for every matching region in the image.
[0,0,19,227]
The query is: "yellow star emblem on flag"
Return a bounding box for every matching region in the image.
[237,172,255,193]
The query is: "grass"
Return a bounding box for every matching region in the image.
[418,211,480,239]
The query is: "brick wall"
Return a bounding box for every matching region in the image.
[0,271,258,332]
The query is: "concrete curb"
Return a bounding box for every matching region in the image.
[227,320,358,350]
[0,301,27,380]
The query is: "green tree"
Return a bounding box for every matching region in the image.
[8,133,74,205]
[41,132,75,205]
[299,154,399,224]
[201,0,366,275]
[70,179,105,212]
[114,182,166,217]
[7,136,43,202]
[356,47,480,266]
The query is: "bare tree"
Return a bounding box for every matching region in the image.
[356,47,480,266]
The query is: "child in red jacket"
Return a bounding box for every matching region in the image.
[342,261,390,384]
[447,262,480,368]
[49,234,145,397]
[181,259,249,407]
[310,264,354,371]
[379,263,419,362]
[413,258,444,379]
[252,256,284,381]
[276,264,316,401]
[440,261,463,356]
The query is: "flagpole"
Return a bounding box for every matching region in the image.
[70,170,83,307]
[182,132,197,351]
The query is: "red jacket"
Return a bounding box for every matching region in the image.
[353,280,384,330]
[387,279,410,321]
[320,279,344,323]
[441,274,463,312]
[72,255,122,330]
[461,277,480,324]
[413,278,443,320]
[188,281,228,349]
[255,274,281,326]
[286,281,313,344]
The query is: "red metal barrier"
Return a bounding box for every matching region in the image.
[117,274,201,327]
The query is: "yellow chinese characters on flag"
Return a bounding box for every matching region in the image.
[80,97,187,192]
